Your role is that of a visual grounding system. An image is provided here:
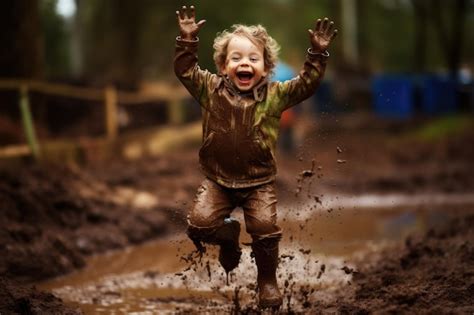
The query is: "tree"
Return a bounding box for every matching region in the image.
[0,0,44,78]
[431,0,469,81]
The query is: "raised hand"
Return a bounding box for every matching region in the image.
[176,5,206,40]
[308,18,338,53]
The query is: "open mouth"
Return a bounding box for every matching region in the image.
[236,71,254,84]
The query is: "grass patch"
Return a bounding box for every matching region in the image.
[413,115,473,141]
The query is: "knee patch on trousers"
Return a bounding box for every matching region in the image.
[245,219,282,241]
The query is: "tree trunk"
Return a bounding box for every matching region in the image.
[411,0,428,73]
[0,0,44,78]
[431,0,468,82]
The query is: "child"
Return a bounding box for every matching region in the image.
[174,5,337,308]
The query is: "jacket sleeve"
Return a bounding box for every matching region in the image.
[274,49,328,112]
[173,37,217,108]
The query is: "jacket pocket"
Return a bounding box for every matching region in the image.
[199,131,215,160]
[252,137,274,167]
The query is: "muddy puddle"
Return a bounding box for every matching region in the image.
[38,193,474,314]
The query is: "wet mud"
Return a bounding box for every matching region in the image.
[315,213,474,314]
[0,158,191,314]
[1,116,474,313]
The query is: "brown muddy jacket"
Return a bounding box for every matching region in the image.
[174,37,328,188]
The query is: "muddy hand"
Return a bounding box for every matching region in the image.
[308,18,338,53]
[176,5,206,40]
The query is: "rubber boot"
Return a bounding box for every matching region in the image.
[215,217,242,274]
[252,237,283,308]
[187,218,242,273]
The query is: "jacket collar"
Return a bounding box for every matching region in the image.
[219,75,268,102]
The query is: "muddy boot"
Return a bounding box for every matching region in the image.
[187,218,242,273]
[215,217,242,274]
[252,237,283,309]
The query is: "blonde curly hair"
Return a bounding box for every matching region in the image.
[213,24,280,76]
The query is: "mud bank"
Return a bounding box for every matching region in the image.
[0,163,186,314]
[310,212,474,314]
[0,277,81,315]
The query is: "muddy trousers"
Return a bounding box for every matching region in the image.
[187,178,283,306]
[187,178,282,244]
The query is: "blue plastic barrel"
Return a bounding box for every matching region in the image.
[419,75,457,115]
[314,81,333,113]
[372,75,414,119]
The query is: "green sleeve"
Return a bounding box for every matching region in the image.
[273,49,329,113]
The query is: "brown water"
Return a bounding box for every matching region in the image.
[39,194,468,314]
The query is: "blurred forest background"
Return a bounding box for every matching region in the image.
[0,0,473,149]
[2,0,473,84]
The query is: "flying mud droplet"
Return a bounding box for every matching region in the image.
[317,264,326,279]
[314,195,323,205]
[341,265,358,275]
[295,159,317,197]
[336,159,347,164]
[143,270,158,279]
[281,254,295,260]
[336,146,343,154]
[299,248,311,255]
[232,285,241,313]
[206,261,211,281]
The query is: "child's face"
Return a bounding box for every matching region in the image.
[222,35,268,92]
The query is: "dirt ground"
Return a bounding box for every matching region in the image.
[309,210,474,314]
[1,114,473,314]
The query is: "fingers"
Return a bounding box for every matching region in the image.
[197,19,206,26]
[326,21,334,34]
[178,5,196,20]
[196,19,206,29]
[315,19,322,32]
[313,17,337,38]
[321,18,329,32]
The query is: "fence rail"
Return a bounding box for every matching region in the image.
[0,78,188,160]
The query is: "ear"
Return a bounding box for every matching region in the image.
[220,66,227,75]
[220,59,228,75]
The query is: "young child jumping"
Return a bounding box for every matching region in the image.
[174,5,337,308]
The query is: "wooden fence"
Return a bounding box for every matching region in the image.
[0,79,188,160]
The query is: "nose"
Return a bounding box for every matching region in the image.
[239,59,250,67]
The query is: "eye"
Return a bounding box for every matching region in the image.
[231,56,240,61]
[250,57,259,62]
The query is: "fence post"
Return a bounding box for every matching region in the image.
[19,84,40,159]
[168,98,185,124]
[105,85,118,140]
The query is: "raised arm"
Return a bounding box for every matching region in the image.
[275,18,338,111]
[174,6,214,104]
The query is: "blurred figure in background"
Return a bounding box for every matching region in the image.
[273,62,297,154]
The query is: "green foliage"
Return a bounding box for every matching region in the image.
[37,0,474,82]
[414,115,473,141]
[40,0,71,77]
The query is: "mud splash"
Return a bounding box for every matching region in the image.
[38,195,464,314]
